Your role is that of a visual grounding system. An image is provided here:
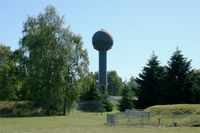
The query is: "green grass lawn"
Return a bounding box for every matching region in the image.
[1,111,200,133]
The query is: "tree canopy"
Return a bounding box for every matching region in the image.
[135,53,165,109]
[163,48,193,104]
[19,6,89,115]
[107,70,123,96]
[0,45,21,100]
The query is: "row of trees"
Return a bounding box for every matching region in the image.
[119,49,200,110]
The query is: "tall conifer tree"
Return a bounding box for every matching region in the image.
[135,53,165,108]
[163,48,193,104]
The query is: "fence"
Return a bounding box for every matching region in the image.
[107,109,200,127]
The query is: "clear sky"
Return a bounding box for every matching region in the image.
[1,0,200,80]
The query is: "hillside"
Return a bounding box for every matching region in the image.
[145,104,200,115]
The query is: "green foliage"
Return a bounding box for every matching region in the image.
[0,45,12,100]
[163,48,193,104]
[79,73,100,101]
[190,70,200,103]
[79,73,101,112]
[118,84,134,111]
[127,76,139,92]
[19,5,89,115]
[0,101,57,117]
[135,53,165,109]
[93,71,124,96]
[134,49,195,108]
[107,70,123,96]
[79,73,113,112]
[20,6,66,114]
[101,94,113,112]
[0,45,21,100]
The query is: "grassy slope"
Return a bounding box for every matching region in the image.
[142,104,200,127]
[1,111,200,133]
[145,104,200,115]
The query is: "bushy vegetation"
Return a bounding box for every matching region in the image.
[0,101,52,117]
[78,73,113,112]
[118,84,134,111]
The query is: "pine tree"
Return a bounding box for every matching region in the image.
[118,83,134,111]
[190,70,200,103]
[163,48,193,104]
[79,73,113,112]
[135,53,165,109]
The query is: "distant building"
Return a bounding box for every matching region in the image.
[108,96,138,101]
[108,96,122,101]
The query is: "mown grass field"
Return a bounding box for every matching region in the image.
[1,110,200,133]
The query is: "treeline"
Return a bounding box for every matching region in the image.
[119,49,200,111]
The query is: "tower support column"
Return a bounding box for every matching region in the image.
[99,51,107,93]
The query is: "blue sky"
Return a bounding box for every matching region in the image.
[1,0,200,80]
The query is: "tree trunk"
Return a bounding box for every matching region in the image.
[63,90,67,115]
[46,104,50,116]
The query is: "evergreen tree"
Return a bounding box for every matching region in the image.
[135,53,165,109]
[79,73,100,102]
[79,73,113,112]
[190,70,200,103]
[118,82,134,111]
[163,48,193,104]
